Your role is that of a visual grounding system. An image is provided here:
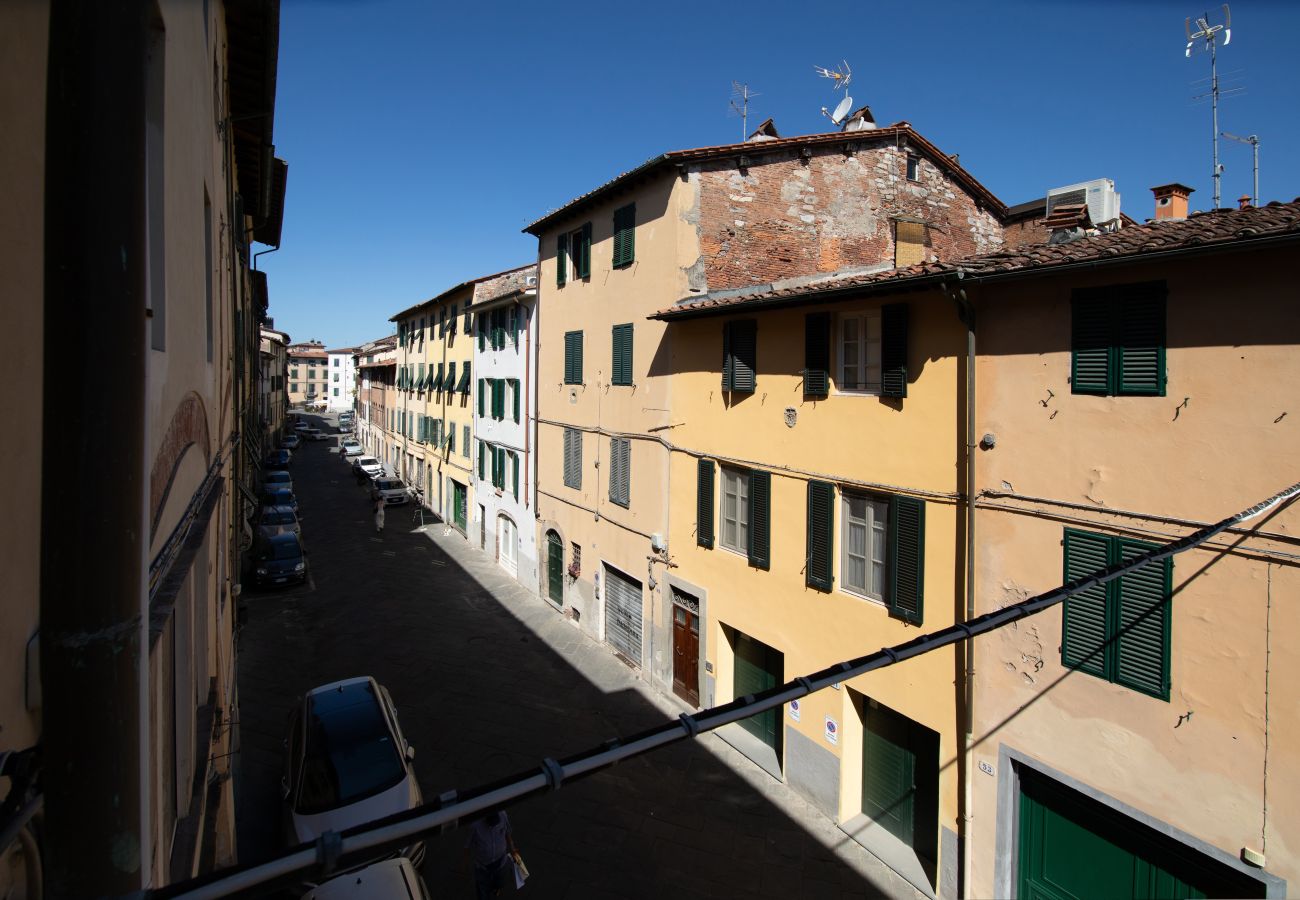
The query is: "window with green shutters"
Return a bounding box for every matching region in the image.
[492,378,505,421]
[510,378,520,423]
[696,459,715,548]
[462,425,469,457]
[881,303,909,398]
[512,451,519,499]
[447,426,456,455]
[418,363,426,391]
[556,233,567,287]
[722,320,757,393]
[478,441,486,480]
[1062,529,1172,700]
[573,223,592,279]
[608,438,631,507]
[886,496,925,624]
[478,317,486,351]
[1071,282,1167,397]
[457,362,472,394]
[804,312,830,397]
[477,378,485,417]
[562,428,581,489]
[445,362,456,395]
[611,324,633,386]
[612,204,635,268]
[806,481,835,591]
[564,331,584,385]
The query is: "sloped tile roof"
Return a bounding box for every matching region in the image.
[652,199,1300,320]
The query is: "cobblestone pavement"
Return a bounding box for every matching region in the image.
[234,415,920,899]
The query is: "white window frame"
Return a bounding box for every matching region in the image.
[837,311,883,394]
[840,491,888,602]
[720,467,749,555]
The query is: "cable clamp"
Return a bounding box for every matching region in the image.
[439,789,459,806]
[796,676,814,692]
[541,757,565,790]
[881,647,900,664]
[316,830,342,876]
[955,622,975,638]
[678,713,700,738]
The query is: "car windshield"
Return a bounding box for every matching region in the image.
[375,480,403,492]
[358,457,378,467]
[259,538,300,561]
[295,682,405,814]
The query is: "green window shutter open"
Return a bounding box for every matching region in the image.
[418,363,425,390]
[612,323,633,386]
[512,379,520,423]
[478,317,486,351]
[478,441,485,479]
[458,361,472,393]
[806,481,835,591]
[804,312,830,397]
[564,331,583,385]
[434,363,444,392]
[748,470,771,570]
[881,303,909,398]
[445,362,456,394]
[1061,529,1113,678]
[887,496,926,624]
[697,458,715,549]
[512,452,519,499]
[579,222,592,278]
[1115,538,1172,699]
[1071,296,1112,395]
[496,378,506,420]
[723,320,757,393]
[613,204,635,268]
[1118,290,1166,396]
[477,378,485,416]
[556,233,567,287]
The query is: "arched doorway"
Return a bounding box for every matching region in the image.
[545,530,564,607]
[497,515,518,577]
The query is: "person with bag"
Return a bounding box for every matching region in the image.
[464,810,519,898]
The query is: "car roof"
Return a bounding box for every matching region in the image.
[303,858,419,900]
[261,504,297,516]
[264,531,301,548]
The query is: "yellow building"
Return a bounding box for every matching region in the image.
[287,340,327,406]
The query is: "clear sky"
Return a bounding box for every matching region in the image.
[259,0,1300,349]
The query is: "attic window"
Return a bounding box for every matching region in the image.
[906,154,920,182]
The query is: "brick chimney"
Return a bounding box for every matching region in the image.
[1151,183,1195,221]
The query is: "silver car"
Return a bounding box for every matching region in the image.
[353,456,383,479]
[340,441,363,457]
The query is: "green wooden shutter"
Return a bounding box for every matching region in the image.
[579,222,592,279]
[613,204,635,268]
[726,320,757,393]
[612,324,633,386]
[748,470,771,570]
[1118,289,1166,396]
[477,378,485,416]
[435,363,445,392]
[881,303,909,398]
[804,312,830,397]
[721,321,734,390]
[478,440,485,479]
[512,378,520,423]
[564,331,583,384]
[459,361,471,393]
[734,639,779,750]
[806,481,835,591]
[887,496,925,624]
[556,233,567,287]
[417,363,425,391]
[445,362,456,395]
[512,452,519,499]
[1115,538,1172,700]
[496,378,506,420]
[1071,294,1112,395]
[1061,530,1111,678]
[478,317,486,351]
[697,459,715,549]
[863,708,917,846]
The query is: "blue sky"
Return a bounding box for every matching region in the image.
[260,0,1300,349]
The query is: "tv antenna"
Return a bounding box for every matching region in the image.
[729,82,760,142]
[1184,5,1232,209]
[814,61,854,127]
[1221,131,1259,206]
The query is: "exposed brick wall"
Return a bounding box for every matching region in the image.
[1002,217,1051,250]
[691,140,1004,293]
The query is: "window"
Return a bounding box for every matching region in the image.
[477,378,485,417]
[612,204,635,268]
[608,438,631,507]
[462,425,469,457]
[450,304,458,335]
[1062,529,1172,700]
[333,373,339,382]
[445,362,456,395]
[290,382,298,392]
[564,331,584,385]
[611,324,633,386]
[491,378,505,421]
[333,388,339,397]
[456,362,472,394]
[333,358,339,367]
[803,313,831,397]
[563,428,581,489]
[720,467,748,554]
[721,320,756,393]
[509,378,520,423]
[290,368,299,378]
[560,223,592,284]
[439,307,446,337]
[417,364,425,392]
[894,221,926,268]
[905,154,919,181]
[841,492,888,600]
[704,465,770,569]
[1071,282,1166,397]
[839,312,881,392]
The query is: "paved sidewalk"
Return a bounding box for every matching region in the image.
[234,429,921,899]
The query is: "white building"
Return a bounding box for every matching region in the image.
[326,345,359,411]
[471,265,539,590]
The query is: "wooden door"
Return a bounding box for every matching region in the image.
[672,605,700,706]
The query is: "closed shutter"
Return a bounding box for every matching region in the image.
[1118,290,1166,396]
[804,312,830,397]
[512,378,520,423]
[887,496,925,624]
[881,303,908,398]
[734,636,779,751]
[496,378,506,420]
[1071,296,1112,395]
[563,428,581,489]
[863,706,916,845]
[478,441,485,480]
[612,324,633,386]
[612,204,635,268]
[806,481,835,591]
[697,459,715,549]
[748,470,771,570]
[608,438,630,507]
[477,378,485,416]
[579,222,592,279]
[564,331,583,385]
[1115,538,1171,699]
[1061,530,1111,678]
[512,452,519,499]
[462,425,469,456]
[478,317,486,351]
[723,320,757,393]
[417,363,425,391]
[556,233,567,287]
[604,565,643,664]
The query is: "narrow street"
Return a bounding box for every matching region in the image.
[234,415,918,899]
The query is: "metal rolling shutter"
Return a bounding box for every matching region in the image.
[604,565,643,666]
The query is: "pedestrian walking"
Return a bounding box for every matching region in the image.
[463,810,518,899]
[373,499,385,534]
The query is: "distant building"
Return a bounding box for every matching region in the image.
[355,335,396,460]
[325,345,359,411]
[260,326,291,442]
[286,340,326,406]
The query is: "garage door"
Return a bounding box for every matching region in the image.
[604,565,642,666]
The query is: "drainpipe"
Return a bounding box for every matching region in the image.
[42,2,148,895]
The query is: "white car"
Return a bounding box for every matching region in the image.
[282,677,424,866]
[371,477,408,506]
[303,858,431,900]
[303,428,330,442]
[293,421,310,431]
[341,441,364,457]
[353,456,383,479]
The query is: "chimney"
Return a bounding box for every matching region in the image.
[1150,183,1195,221]
[1238,194,1252,210]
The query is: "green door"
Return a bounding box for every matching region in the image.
[1018,772,1260,899]
[734,636,781,753]
[863,707,916,845]
[452,481,467,531]
[546,532,563,605]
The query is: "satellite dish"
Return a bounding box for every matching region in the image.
[830,95,853,125]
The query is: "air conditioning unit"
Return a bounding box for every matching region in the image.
[525,275,538,287]
[1045,178,1121,226]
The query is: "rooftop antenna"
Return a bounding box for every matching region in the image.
[1220,131,1259,206]
[1185,5,1232,209]
[814,61,854,127]
[729,81,760,142]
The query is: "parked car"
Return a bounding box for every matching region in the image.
[264,470,293,493]
[303,428,329,442]
[353,456,383,479]
[282,677,424,865]
[253,532,307,587]
[261,488,299,515]
[371,478,408,506]
[281,434,302,450]
[256,504,301,540]
[293,420,310,431]
[341,441,363,457]
[338,411,355,424]
[336,421,354,434]
[302,858,431,900]
[264,449,292,470]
